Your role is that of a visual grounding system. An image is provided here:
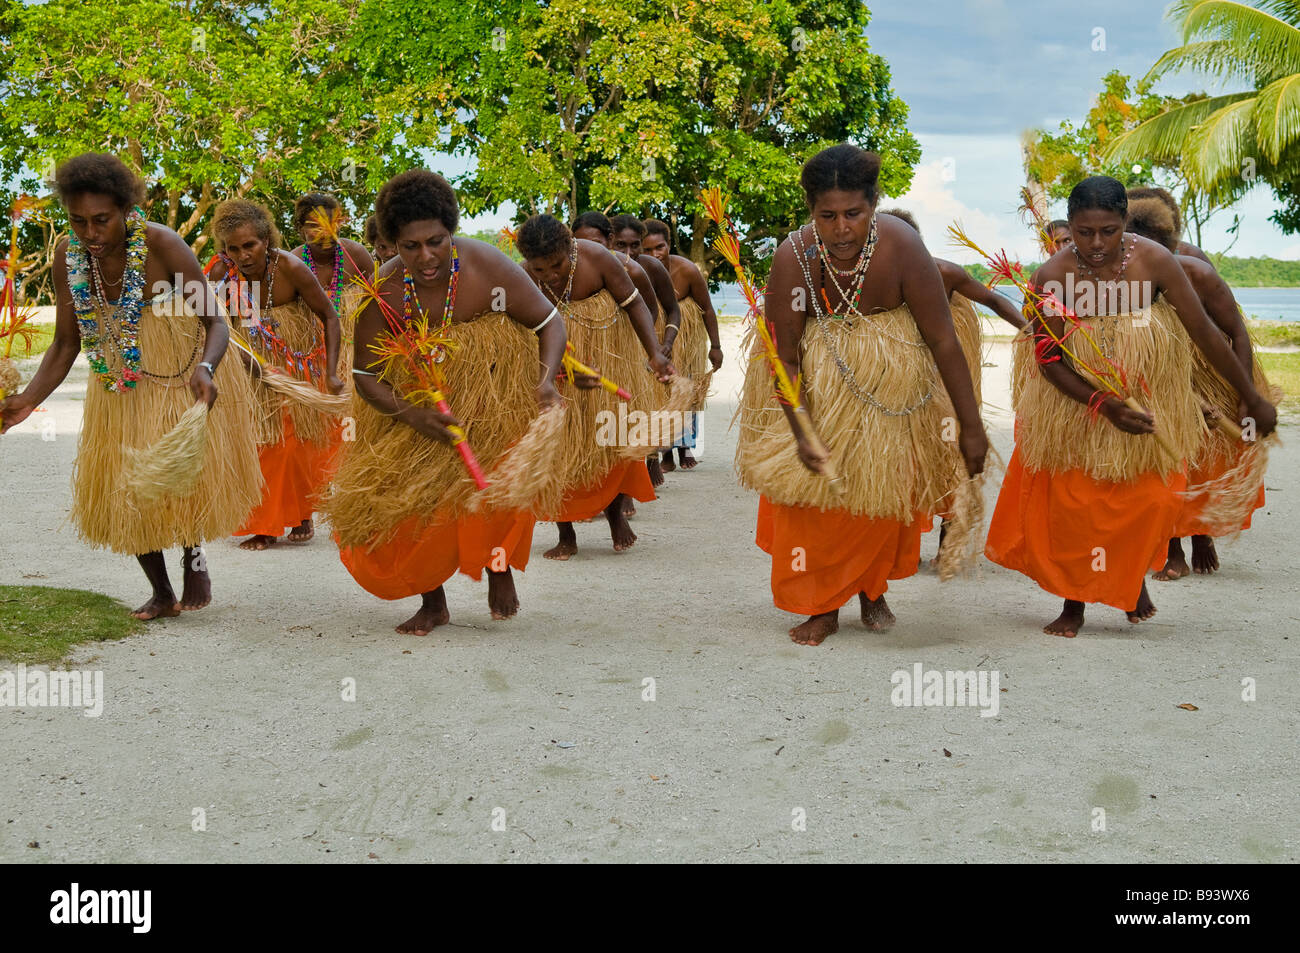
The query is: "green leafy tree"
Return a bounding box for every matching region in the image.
[0,0,396,264]
[355,0,919,278]
[1024,69,1239,249]
[1103,0,1300,231]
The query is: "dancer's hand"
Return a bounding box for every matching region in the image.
[648,352,674,383]
[709,345,724,371]
[326,373,345,396]
[405,406,462,445]
[1102,398,1154,435]
[795,433,831,475]
[190,366,218,408]
[958,426,988,478]
[0,392,34,434]
[571,366,604,390]
[1244,395,1277,439]
[536,379,562,410]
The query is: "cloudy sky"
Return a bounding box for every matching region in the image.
[458,0,1296,263]
[866,0,1297,262]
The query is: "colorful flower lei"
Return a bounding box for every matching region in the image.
[67,207,147,392]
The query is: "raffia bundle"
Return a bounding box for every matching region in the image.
[936,472,986,581]
[123,402,209,502]
[1014,299,1201,480]
[323,312,546,548]
[734,303,967,522]
[0,356,20,398]
[615,374,697,457]
[660,295,713,410]
[71,298,262,552]
[1180,348,1282,536]
[476,404,569,516]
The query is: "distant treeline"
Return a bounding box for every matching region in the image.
[1209,256,1300,287]
[964,258,1300,287]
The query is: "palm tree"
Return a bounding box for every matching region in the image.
[1105,0,1300,203]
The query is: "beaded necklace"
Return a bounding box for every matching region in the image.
[67,208,147,392]
[1072,233,1133,282]
[301,240,345,314]
[540,241,578,308]
[402,239,459,362]
[813,219,875,316]
[791,224,935,417]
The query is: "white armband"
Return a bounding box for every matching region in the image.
[533,306,559,332]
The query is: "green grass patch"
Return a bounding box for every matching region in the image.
[1258,352,1300,412]
[0,585,144,665]
[1247,319,1300,350]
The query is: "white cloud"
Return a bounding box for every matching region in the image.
[886,159,1041,265]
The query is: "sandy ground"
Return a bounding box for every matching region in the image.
[1,321,1296,864]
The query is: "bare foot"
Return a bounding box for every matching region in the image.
[1044,599,1085,637]
[487,570,520,620]
[544,523,578,561]
[678,449,698,470]
[1191,535,1219,575]
[859,593,896,631]
[239,534,276,551]
[1152,538,1189,581]
[178,550,211,611]
[1127,584,1157,624]
[287,519,314,543]
[661,451,676,473]
[606,497,637,552]
[396,589,449,636]
[647,455,665,487]
[790,611,838,645]
[623,499,637,518]
[132,594,181,621]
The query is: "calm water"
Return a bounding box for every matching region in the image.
[712,283,1300,323]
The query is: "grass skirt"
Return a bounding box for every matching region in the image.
[70,296,262,553]
[323,313,545,548]
[735,304,965,521]
[548,289,669,504]
[1013,298,1201,480]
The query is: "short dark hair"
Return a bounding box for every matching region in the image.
[609,214,646,238]
[1126,197,1178,251]
[364,213,380,246]
[1067,176,1127,220]
[880,207,919,235]
[516,214,572,260]
[293,191,341,231]
[374,170,459,243]
[1048,219,1070,232]
[643,219,671,244]
[54,153,145,211]
[573,210,612,239]
[800,144,881,208]
[1126,186,1181,235]
[212,199,282,251]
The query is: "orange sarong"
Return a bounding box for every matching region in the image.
[1174,452,1265,537]
[236,411,341,537]
[985,447,1186,611]
[755,496,925,616]
[554,459,656,523]
[339,509,534,601]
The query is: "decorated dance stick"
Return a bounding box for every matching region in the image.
[699,187,844,495]
[309,208,489,491]
[948,223,1179,464]
[560,341,632,400]
[0,196,47,400]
